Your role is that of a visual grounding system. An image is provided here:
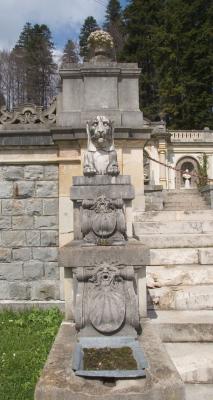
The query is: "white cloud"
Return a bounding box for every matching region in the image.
[0,0,106,50]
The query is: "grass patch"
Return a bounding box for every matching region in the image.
[0,307,63,400]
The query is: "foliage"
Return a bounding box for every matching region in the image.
[11,22,57,107]
[88,30,114,49]
[61,39,79,64]
[79,16,99,61]
[103,0,124,58]
[197,153,208,188]
[0,308,63,400]
[121,0,213,128]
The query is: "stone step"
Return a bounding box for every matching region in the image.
[165,343,213,383]
[148,284,213,310]
[164,205,208,210]
[147,265,213,288]
[185,384,213,400]
[148,310,213,342]
[134,220,213,235]
[149,248,213,265]
[165,189,200,194]
[137,234,213,248]
[135,210,213,222]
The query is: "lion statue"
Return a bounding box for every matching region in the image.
[83,116,120,177]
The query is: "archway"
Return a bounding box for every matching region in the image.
[176,156,199,189]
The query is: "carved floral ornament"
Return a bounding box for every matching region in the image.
[0,97,56,125]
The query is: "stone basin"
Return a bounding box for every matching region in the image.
[72,336,148,378]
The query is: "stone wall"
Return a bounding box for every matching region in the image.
[0,164,59,302]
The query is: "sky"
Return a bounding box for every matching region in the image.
[0,0,128,56]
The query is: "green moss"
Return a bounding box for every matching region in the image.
[83,347,138,370]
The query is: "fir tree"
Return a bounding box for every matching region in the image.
[62,39,79,64]
[79,16,99,61]
[104,0,124,58]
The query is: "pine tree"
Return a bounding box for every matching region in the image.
[13,23,57,106]
[79,16,99,61]
[62,39,79,64]
[121,0,162,120]
[104,0,124,58]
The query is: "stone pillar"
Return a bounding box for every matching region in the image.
[158,140,167,189]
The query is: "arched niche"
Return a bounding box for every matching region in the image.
[175,156,199,189]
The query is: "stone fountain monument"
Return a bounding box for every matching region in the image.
[35,32,185,400]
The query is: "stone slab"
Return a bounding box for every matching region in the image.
[148,310,213,342]
[70,184,135,200]
[73,175,131,186]
[35,321,185,400]
[185,384,213,400]
[0,300,65,311]
[165,343,213,383]
[60,243,149,268]
[149,248,198,265]
[138,234,213,248]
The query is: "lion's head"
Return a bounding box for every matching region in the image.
[86,116,114,151]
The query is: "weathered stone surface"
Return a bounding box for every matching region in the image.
[147,265,213,288]
[35,321,184,400]
[0,262,23,280]
[148,285,213,310]
[24,165,44,180]
[26,230,40,246]
[33,247,58,262]
[13,181,34,198]
[60,243,149,268]
[44,262,59,279]
[44,165,58,180]
[34,216,58,230]
[149,248,198,265]
[165,343,213,383]
[12,215,34,229]
[13,248,31,261]
[23,261,44,280]
[0,182,13,198]
[0,281,10,299]
[31,280,60,300]
[199,249,213,264]
[71,184,134,201]
[0,216,11,230]
[43,199,58,215]
[8,282,30,300]
[2,231,26,247]
[41,231,58,246]
[2,199,42,215]
[185,384,213,400]
[3,166,24,180]
[138,233,213,249]
[36,181,58,197]
[0,248,11,262]
[73,175,131,186]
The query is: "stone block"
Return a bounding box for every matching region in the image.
[2,199,42,215]
[0,216,11,229]
[34,216,58,230]
[149,248,198,265]
[36,182,58,198]
[0,262,23,280]
[3,166,24,181]
[44,262,60,279]
[26,230,40,246]
[12,215,34,229]
[148,285,213,310]
[43,199,58,215]
[0,248,11,262]
[33,247,58,262]
[2,231,26,247]
[41,231,58,246]
[0,182,13,198]
[23,261,44,280]
[199,249,213,264]
[13,181,34,198]
[44,165,58,180]
[8,282,30,299]
[0,281,10,299]
[31,280,60,300]
[12,248,31,261]
[24,165,44,180]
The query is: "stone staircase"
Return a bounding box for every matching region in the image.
[163,189,209,210]
[134,193,213,399]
